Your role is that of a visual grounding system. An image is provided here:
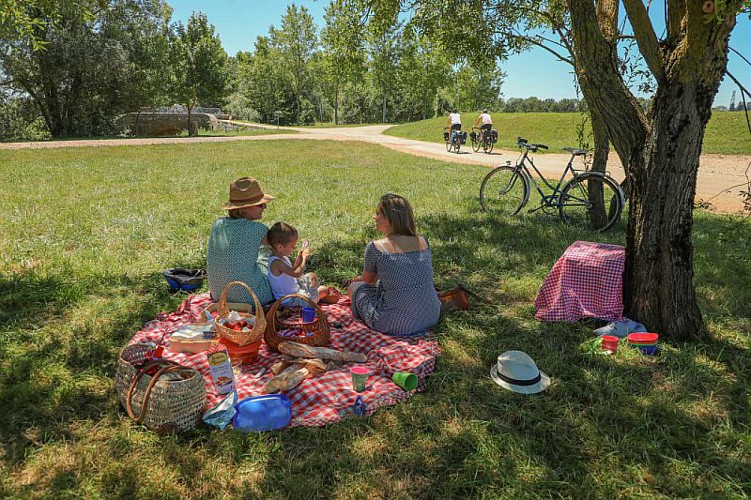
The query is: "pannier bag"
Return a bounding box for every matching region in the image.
[443,131,450,142]
[460,131,468,145]
[470,131,477,142]
[491,129,499,143]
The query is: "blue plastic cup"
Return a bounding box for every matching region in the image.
[301,307,316,323]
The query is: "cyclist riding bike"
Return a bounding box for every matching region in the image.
[472,108,493,142]
[446,108,462,144]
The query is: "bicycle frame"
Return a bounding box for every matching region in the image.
[513,148,581,209]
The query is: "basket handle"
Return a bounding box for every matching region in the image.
[267,293,324,323]
[125,360,193,424]
[217,280,264,317]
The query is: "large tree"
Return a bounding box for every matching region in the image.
[373,0,749,340]
[322,0,367,125]
[171,11,229,136]
[0,0,172,137]
[269,4,319,124]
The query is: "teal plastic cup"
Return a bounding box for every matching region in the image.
[392,371,418,391]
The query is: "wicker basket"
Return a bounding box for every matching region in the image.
[214,281,267,346]
[264,293,330,352]
[114,343,206,434]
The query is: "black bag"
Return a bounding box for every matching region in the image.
[460,131,468,144]
[491,129,498,143]
[443,131,450,142]
[470,131,477,142]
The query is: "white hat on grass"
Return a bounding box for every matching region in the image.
[490,351,550,394]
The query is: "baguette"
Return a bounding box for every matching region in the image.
[277,341,367,363]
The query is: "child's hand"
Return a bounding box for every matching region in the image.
[301,239,311,250]
[300,246,312,258]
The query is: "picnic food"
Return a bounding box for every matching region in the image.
[277,341,367,363]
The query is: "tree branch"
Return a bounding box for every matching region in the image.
[622,0,664,80]
[725,71,751,135]
[504,28,574,65]
[667,0,684,45]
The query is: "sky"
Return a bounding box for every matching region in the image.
[169,0,751,108]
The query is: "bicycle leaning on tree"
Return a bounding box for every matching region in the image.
[479,137,625,232]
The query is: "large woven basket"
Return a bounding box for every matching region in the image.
[214,281,266,346]
[264,293,330,352]
[115,343,206,434]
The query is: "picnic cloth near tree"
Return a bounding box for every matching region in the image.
[534,240,625,323]
[127,293,440,428]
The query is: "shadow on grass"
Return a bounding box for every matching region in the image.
[2,196,749,497]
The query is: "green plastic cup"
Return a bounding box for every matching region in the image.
[350,366,370,392]
[392,371,418,391]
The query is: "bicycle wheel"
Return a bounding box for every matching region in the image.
[559,173,623,231]
[472,133,481,152]
[480,165,530,215]
[445,139,451,152]
[483,138,493,154]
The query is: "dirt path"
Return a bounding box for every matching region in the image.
[2,122,748,213]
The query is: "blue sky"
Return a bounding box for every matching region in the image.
[169,0,750,107]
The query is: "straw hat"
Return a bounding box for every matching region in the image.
[490,351,550,394]
[222,177,275,210]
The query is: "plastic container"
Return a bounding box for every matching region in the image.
[600,335,619,353]
[219,337,261,365]
[626,332,659,344]
[233,394,292,432]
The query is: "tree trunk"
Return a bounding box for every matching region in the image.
[334,84,339,125]
[623,71,723,339]
[187,104,194,136]
[382,93,387,123]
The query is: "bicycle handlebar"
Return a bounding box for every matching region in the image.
[517,137,548,151]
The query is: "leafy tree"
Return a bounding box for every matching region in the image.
[269,4,319,124]
[0,0,172,137]
[373,0,751,340]
[171,11,229,136]
[322,0,367,124]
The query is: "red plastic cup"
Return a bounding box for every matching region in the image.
[601,335,620,353]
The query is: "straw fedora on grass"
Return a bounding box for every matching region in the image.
[490,351,550,394]
[222,177,275,210]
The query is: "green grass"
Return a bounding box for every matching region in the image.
[1,141,750,497]
[384,111,751,155]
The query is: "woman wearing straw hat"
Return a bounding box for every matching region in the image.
[207,177,275,307]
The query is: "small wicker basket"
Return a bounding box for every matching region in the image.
[114,343,206,434]
[264,293,330,352]
[214,281,267,346]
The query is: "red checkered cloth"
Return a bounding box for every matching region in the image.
[534,240,625,323]
[128,293,440,427]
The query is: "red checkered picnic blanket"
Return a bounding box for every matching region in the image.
[534,240,625,323]
[128,293,440,427]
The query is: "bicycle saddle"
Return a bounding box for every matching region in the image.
[563,147,590,156]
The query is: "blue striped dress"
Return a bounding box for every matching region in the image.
[352,238,441,337]
[206,218,274,309]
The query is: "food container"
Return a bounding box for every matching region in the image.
[168,324,215,354]
[219,337,261,365]
[207,347,236,395]
[233,394,291,432]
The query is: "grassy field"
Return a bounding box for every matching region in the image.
[1,141,749,498]
[384,111,751,155]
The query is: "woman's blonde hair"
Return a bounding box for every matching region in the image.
[378,193,417,236]
[227,208,244,219]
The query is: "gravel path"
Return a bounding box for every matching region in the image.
[2,123,748,213]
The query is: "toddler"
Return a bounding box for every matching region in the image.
[267,222,338,306]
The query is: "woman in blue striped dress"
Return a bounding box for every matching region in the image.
[348,194,441,338]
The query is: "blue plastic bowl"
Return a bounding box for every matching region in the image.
[635,344,658,355]
[233,394,291,432]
